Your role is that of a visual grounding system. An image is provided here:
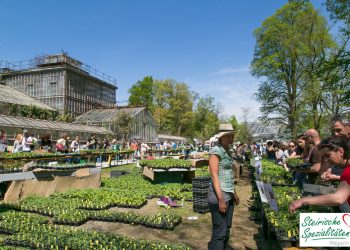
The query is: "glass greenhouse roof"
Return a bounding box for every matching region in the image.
[0,114,111,135]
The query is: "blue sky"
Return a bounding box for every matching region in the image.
[0,0,329,121]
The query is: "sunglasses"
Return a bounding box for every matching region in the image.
[333,128,343,133]
[289,145,295,147]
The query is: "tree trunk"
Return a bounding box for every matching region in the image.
[177,125,181,136]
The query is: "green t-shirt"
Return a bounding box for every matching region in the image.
[209,145,234,193]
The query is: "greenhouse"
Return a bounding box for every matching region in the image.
[74,106,158,142]
[0,84,54,112]
[0,113,112,141]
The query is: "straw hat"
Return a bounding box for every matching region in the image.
[216,124,235,138]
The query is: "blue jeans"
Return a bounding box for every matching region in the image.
[208,199,234,250]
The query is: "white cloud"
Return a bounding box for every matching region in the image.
[184,65,261,122]
[211,66,250,76]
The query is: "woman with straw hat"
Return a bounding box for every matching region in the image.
[208,124,240,250]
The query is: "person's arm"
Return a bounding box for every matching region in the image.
[289,151,299,158]
[236,147,242,157]
[310,162,321,172]
[298,162,321,173]
[289,151,296,157]
[289,146,302,158]
[323,172,341,181]
[295,162,321,173]
[284,150,290,159]
[276,150,283,161]
[289,181,350,212]
[299,148,322,173]
[209,154,226,213]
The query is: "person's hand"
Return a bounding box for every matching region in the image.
[289,199,303,213]
[234,193,240,206]
[321,172,337,181]
[321,172,331,180]
[321,169,331,179]
[218,199,227,214]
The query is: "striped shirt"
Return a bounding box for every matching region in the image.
[209,145,234,193]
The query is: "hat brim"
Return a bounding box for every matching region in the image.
[217,131,235,138]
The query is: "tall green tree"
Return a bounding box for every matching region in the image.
[324,0,350,114]
[297,6,336,131]
[152,80,171,132]
[153,79,194,136]
[228,114,239,131]
[193,96,220,139]
[235,108,253,144]
[325,0,350,35]
[127,76,223,139]
[168,82,194,136]
[324,49,350,114]
[128,76,154,110]
[251,1,334,137]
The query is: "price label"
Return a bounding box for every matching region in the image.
[255,181,268,203]
[263,183,278,211]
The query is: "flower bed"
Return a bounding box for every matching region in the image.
[102,174,192,200]
[261,160,293,185]
[0,211,190,249]
[8,185,184,230]
[33,162,96,170]
[139,159,192,170]
[0,149,135,161]
[90,211,182,230]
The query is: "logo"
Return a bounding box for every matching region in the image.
[300,213,350,247]
[343,214,350,228]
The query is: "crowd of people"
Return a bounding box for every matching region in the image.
[287,114,350,213]
[0,132,112,154]
[239,115,350,214]
[247,115,350,192]
[207,114,350,249]
[0,130,202,159]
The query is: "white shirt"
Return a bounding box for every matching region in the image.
[141,143,149,152]
[22,137,31,152]
[276,149,285,164]
[70,140,80,152]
